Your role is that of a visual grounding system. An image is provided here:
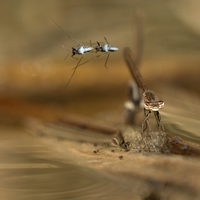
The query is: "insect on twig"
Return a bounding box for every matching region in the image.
[123,47,165,134]
[53,20,93,88]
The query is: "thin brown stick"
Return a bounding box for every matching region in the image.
[123,47,148,91]
[134,10,144,67]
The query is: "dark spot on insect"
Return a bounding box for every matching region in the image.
[93,149,99,154]
[119,156,123,160]
[111,149,115,153]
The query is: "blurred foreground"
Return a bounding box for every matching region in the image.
[1,1,200,199]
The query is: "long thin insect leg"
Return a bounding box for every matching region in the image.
[154,111,160,127]
[154,111,165,132]
[65,69,76,89]
[76,54,103,68]
[65,56,83,88]
[104,52,110,69]
[62,45,70,60]
[144,109,151,131]
[142,110,151,134]
[71,56,79,61]
[64,53,70,60]
[75,55,83,70]
[142,111,147,132]
[103,37,111,68]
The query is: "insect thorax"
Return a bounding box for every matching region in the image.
[143,90,164,111]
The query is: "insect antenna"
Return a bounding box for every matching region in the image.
[52,20,82,45]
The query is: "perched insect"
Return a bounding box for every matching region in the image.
[123,47,165,134]
[95,37,119,68]
[53,20,93,87]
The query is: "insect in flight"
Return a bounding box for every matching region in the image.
[77,37,119,69]
[95,37,119,68]
[123,47,165,134]
[52,20,93,88]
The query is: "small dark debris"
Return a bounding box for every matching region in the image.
[93,149,99,154]
[121,141,130,151]
[143,191,161,200]
[111,149,115,153]
[119,156,123,160]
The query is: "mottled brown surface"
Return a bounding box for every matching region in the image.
[0,96,200,199]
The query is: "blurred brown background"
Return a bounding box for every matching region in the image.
[0,0,200,115]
